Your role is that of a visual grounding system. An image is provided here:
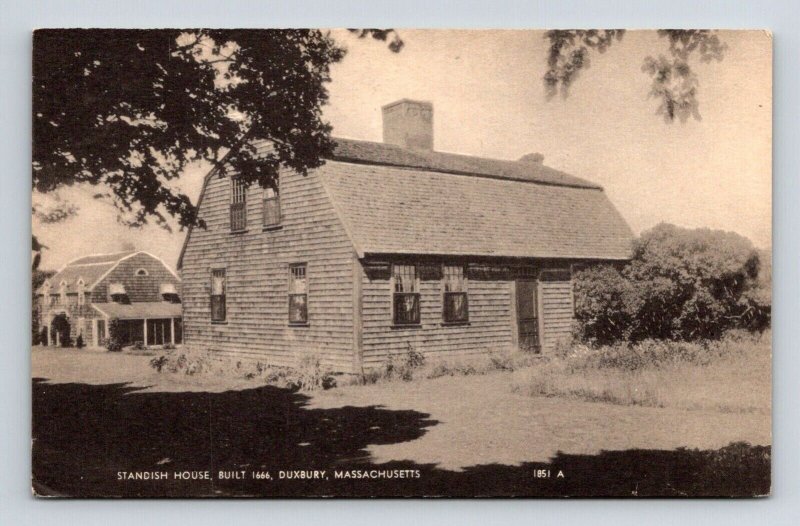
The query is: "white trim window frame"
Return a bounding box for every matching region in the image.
[210,268,227,322]
[391,264,420,326]
[230,177,247,232]
[442,264,469,324]
[263,181,281,228]
[288,263,308,325]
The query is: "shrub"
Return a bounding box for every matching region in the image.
[149,355,169,372]
[162,342,176,350]
[131,341,145,351]
[573,224,771,344]
[292,350,336,391]
[76,334,85,348]
[106,319,124,352]
[148,348,211,375]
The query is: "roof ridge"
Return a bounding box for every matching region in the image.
[326,137,603,190]
[67,250,137,265]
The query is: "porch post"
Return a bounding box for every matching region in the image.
[170,318,175,345]
[143,318,148,346]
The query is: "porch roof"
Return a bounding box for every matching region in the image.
[92,302,182,320]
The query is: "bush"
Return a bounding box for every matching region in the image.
[76,334,85,348]
[573,224,771,345]
[131,341,146,351]
[106,319,124,352]
[292,350,336,391]
[149,348,211,375]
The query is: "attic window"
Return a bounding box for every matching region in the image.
[230,178,247,232]
[263,185,281,228]
[135,268,149,277]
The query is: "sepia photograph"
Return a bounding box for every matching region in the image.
[30,28,772,498]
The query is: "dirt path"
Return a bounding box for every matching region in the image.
[311,374,770,470]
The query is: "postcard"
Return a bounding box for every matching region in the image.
[31,29,771,497]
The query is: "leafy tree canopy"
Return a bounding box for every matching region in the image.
[545,30,727,122]
[33,28,400,232]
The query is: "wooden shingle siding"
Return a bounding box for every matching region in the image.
[539,275,575,353]
[361,269,514,367]
[180,165,356,372]
[360,263,575,365]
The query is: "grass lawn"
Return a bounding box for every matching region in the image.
[31,346,770,497]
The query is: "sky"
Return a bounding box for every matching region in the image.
[32,29,772,271]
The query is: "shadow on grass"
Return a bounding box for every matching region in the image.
[32,378,769,497]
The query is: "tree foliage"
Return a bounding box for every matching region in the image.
[545,30,727,122]
[574,224,770,345]
[33,29,400,231]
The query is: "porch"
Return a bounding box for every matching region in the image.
[92,302,183,347]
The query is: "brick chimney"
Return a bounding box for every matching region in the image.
[382,99,433,150]
[518,152,544,164]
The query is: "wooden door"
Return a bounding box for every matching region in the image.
[516,279,540,353]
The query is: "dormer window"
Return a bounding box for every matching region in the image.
[135,268,149,277]
[109,283,127,303]
[160,283,180,303]
[77,278,86,306]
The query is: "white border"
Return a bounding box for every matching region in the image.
[4,1,798,525]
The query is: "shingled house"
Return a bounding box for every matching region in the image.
[178,99,633,373]
[35,251,183,348]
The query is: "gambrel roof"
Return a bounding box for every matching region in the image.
[38,251,179,294]
[178,137,633,268]
[320,153,633,260]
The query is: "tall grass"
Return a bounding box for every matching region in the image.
[511,330,771,413]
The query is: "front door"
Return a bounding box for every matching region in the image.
[516,279,540,353]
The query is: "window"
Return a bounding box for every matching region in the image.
[59,281,67,305]
[392,264,420,326]
[263,184,281,227]
[442,264,469,323]
[77,279,85,306]
[135,268,149,276]
[230,178,247,232]
[42,282,52,305]
[210,269,226,322]
[97,319,106,345]
[288,264,308,325]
